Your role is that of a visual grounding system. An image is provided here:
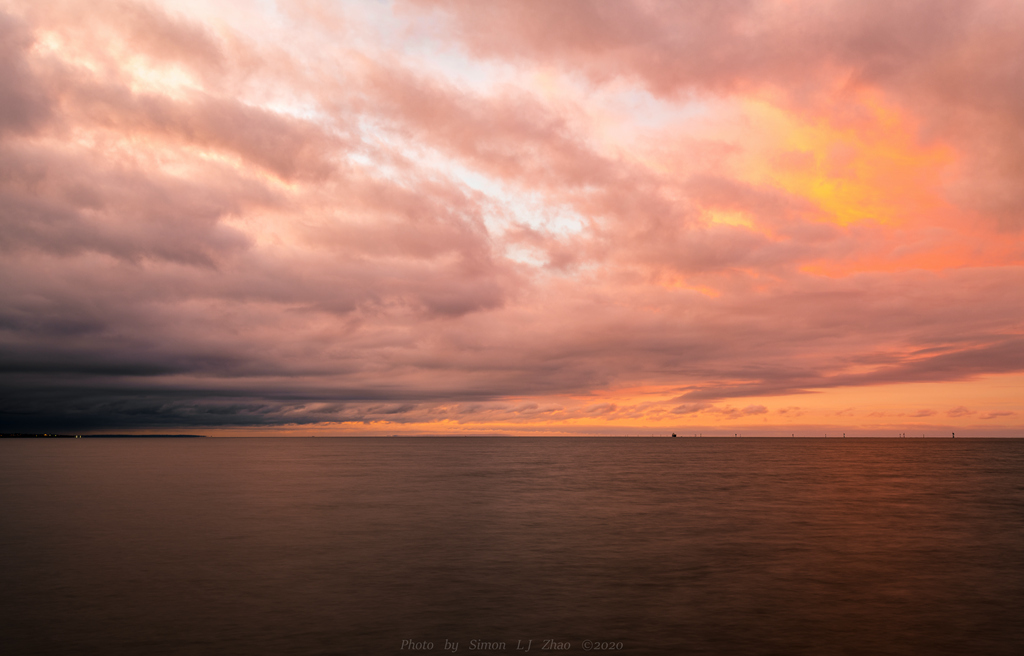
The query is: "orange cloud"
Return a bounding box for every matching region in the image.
[744,90,957,229]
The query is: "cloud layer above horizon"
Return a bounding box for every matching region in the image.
[2,0,1023,435]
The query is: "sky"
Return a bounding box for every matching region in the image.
[1,0,1023,436]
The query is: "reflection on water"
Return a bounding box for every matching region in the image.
[2,437,1023,655]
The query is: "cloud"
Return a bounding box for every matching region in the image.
[0,12,51,134]
[66,82,343,180]
[981,411,1016,420]
[666,403,768,419]
[416,0,1024,233]
[672,403,712,415]
[1,1,1023,433]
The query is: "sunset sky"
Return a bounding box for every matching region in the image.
[2,0,1023,436]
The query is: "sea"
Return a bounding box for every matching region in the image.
[1,437,1023,655]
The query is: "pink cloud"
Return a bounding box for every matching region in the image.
[0,13,51,134]
[1,0,1023,434]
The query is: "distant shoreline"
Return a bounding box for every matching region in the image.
[0,433,205,438]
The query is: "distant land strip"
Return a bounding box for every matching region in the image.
[0,433,206,438]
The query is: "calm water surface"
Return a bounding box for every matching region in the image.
[2,437,1023,655]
